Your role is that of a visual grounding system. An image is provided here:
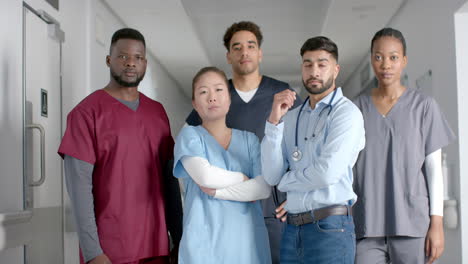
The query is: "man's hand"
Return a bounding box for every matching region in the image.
[268,90,297,125]
[199,185,216,196]
[275,200,288,222]
[88,254,111,264]
[425,215,444,264]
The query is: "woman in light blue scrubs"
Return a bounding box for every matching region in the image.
[173,67,271,264]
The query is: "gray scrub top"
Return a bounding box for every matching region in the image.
[353,88,455,238]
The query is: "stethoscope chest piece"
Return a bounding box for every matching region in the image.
[291,89,338,163]
[292,147,302,162]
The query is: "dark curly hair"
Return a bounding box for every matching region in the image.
[223,21,263,51]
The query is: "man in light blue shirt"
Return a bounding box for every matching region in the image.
[261,36,365,263]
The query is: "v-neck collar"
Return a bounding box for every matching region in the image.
[100,89,142,113]
[368,88,408,119]
[198,126,234,152]
[229,76,265,105]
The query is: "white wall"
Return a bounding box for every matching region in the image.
[344,0,468,262]
[455,3,468,264]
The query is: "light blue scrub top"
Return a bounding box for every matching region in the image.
[173,126,271,264]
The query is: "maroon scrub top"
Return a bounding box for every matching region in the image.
[58,90,173,263]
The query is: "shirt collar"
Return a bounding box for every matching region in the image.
[306,87,343,112]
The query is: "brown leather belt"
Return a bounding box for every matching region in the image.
[287,205,351,226]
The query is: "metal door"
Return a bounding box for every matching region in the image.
[23,3,65,263]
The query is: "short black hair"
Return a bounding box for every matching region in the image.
[371,27,407,56]
[109,28,146,54]
[223,21,263,51]
[300,36,338,62]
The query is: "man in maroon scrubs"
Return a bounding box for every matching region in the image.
[58,28,180,264]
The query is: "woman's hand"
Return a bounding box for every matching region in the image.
[425,215,444,264]
[199,185,216,196]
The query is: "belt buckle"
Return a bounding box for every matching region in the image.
[297,214,305,226]
[289,213,303,226]
[290,211,314,226]
[293,214,302,226]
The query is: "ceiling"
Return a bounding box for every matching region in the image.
[104,0,405,98]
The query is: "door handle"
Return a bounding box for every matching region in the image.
[26,124,46,187]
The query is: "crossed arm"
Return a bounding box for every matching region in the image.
[181,156,270,201]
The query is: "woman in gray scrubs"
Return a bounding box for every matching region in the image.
[353,28,455,264]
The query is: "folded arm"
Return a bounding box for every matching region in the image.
[181,156,247,189]
[214,176,271,201]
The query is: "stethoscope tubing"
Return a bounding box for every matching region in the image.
[294,88,338,148]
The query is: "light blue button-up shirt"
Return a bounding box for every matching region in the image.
[261,88,365,214]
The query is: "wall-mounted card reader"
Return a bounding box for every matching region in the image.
[41,89,48,117]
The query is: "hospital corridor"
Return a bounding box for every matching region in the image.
[1,0,468,263]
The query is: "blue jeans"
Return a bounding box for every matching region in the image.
[280,215,356,264]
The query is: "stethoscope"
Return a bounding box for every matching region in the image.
[291,88,338,162]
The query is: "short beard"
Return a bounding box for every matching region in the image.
[303,76,334,95]
[111,70,145,87]
[233,64,257,76]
